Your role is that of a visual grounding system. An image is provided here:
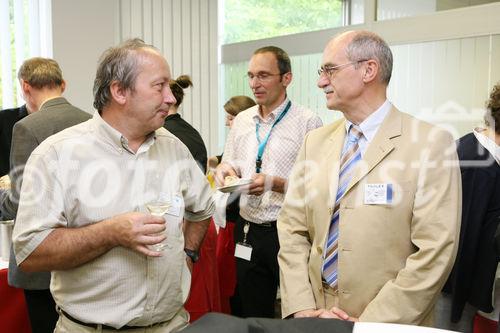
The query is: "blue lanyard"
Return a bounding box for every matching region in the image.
[255,101,292,173]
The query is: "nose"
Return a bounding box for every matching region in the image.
[164,87,177,106]
[317,74,329,89]
[249,77,261,89]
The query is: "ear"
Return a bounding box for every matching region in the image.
[362,60,379,83]
[60,80,66,94]
[20,79,31,95]
[282,72,292,88]
[110,80,127,105]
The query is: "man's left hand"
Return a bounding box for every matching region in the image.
[248,173,272,195]
[320,307,358,322]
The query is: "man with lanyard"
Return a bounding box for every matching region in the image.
[215,46,322,318]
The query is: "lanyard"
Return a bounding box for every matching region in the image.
[255,100,292,173]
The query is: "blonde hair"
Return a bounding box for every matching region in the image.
[224,96,256,116]
[18,57,63,89]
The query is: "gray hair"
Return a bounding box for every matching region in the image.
[93,38,159,111]
[345,31,393,85]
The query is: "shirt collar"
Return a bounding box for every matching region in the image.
[91,112,156,155]
[345,100,392,142]
[253,97,290,123]
[473,128,500,165]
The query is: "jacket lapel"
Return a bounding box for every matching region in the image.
[344,107,402,195]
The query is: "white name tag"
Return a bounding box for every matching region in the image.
[235,243,252,261]
[364,183,393,205]
[167,195,182,217]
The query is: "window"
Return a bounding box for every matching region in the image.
[0,0,52,109]
[222,0,344,44]
[377,0,500,21]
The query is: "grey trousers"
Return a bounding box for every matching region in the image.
[434,293,476,333]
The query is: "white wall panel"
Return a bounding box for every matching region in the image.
[52,0,118,113]
[387,35,500,138]
[117,0,219,155]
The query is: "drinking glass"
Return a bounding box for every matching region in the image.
[146,198,171,251]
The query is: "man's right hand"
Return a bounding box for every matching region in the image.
[109,212,166,257]
[214,162,237,187]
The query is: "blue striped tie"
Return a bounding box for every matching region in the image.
[322,125,363,289]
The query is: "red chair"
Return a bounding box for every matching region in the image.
[0,268,31,333]
[473,313,498,333]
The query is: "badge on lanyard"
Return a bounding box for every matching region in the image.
[235,222,252,261]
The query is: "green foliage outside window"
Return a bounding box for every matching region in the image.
[223,0,343,44]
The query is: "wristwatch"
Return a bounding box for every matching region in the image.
[184,248,200,263]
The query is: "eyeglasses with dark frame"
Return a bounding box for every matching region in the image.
[246,72,286,82]
[317,59,369,77]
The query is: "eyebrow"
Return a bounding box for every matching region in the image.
[247,71,272,75]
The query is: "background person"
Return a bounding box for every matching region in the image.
[164,75,208,173]
[215,46,322,318]
[436,82,500,332]
[165,74,221,321]
[0,104,29,178]
[208,95,256,170]
[212,95,256,315]
[0,57,91,333]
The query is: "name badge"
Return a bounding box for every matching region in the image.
[167,194,182,217]
[364,183,393,205]
[235,243,252,261]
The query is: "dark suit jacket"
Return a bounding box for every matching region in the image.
[0,105,28,176]
[2,97,91,289]
[443,132,500,321]
[164,113,208,173]
[180,313,354,333]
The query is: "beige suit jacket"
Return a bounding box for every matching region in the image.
[277,107,461,325]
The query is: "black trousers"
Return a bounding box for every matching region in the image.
[23,289,58,333]
[233,215,280,318]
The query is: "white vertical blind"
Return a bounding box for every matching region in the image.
[0,0,14,108]
[0,0,52,109]
[117,0,219,155]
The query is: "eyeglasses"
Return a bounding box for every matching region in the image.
[317,60,368,77]
[246,72,284,82]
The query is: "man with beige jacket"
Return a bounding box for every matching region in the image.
[277,30,461,326]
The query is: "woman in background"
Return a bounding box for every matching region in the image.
[207,96,256,169]
[164,75,207,173]
[436,83,500,333]
[166,75,220,322]
[212,95,256,315]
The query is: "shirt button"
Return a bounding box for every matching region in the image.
[317,247,323,254]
